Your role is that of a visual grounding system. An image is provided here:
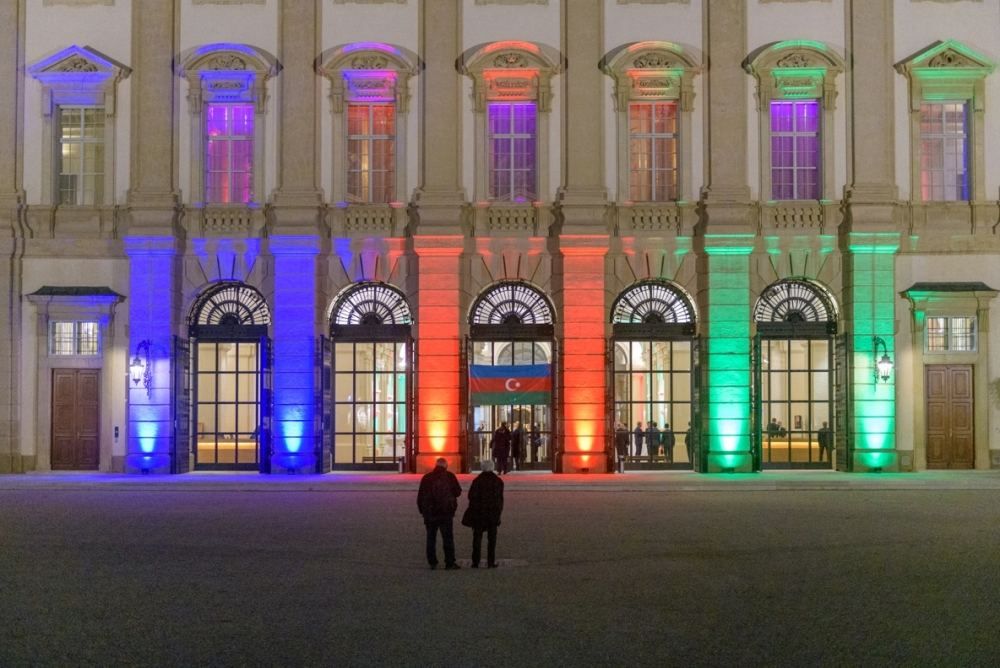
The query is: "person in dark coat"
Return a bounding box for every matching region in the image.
[463,458,504,568]
[530,424,542,463]
[491,422,512,474]
[417,457,462,570]
[614,421,630,469]
[510,421,524,471]
[662,422,675,464]
[633,421,645,459]
[817,421,832,461]
[646,421,659,463]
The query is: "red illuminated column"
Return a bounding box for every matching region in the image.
[559,236,610,473]
[413,236,464,473]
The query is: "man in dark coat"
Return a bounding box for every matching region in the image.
[662,422,675,464]
[417,457,462,570]
[463,459,504,568]
[646,421,659,463]
[633,421,645,459]
[491,422,512,474]
[529,424,542,463]
[614,421,630,470]
[510,421,524,471]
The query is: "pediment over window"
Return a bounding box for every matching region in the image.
[28,45,131,115]
[460,41,563,112]
[744,41,844,109]
[895,40,994,111]
[318,43,418,113]
[601,41,700,111]
[178,44,280,111]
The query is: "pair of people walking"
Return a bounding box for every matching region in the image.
[417,457,505,570]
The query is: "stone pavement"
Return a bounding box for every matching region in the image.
[2,470,999,666]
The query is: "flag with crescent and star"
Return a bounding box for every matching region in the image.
[469,363,552,405]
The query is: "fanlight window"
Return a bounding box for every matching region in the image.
[192,282,271,327]
[612,280,695,325]
[471,281,554,326]
[754,279,835,324]
[332,282,412,326]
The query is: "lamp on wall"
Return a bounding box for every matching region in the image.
[129,339,152,398]
[873,336,893,383]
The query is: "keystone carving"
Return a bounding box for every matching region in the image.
[57,56,99,73]
[776,53,812,68]
[351,55,389,70]
[493,53,527,68]
[207,54,248,71]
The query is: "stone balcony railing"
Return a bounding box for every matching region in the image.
[473,202,551,237]
[330,203,405,236]
[190,206,266,237]
[760,201,840,232]
[615,202,693,235]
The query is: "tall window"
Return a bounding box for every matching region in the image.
[629,102,678,202]
[920,102,968,202]
[58,107,105,206]
[488,102,537,202]
[347,104,396,203]
[770,100,820,200]
[205,103,254,204]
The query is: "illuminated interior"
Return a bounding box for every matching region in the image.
[195,341,260,468]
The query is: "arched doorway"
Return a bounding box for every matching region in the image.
[325,281,413,470]
[466,280,555,472]
[752,279,837,469]
[189,281,271,471]
[611,279,699,469]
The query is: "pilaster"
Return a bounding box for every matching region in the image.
[412,236,464,473]
[0,1,25,473]
[126,0,181,235]
[698,235,755,473]
[270,0,325,235]
[411,0,466,234]
[269,235,322,472]
[557,235,609,473]
[124,237,183,474]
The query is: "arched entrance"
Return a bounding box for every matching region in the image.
[324,281,413,471]
[610,280,699,469]
[189,281,271,471]
[752,279,837,469]
[466,280,555,472]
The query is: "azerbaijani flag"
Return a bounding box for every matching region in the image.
[470,364,551,406]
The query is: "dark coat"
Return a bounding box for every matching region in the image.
[465,471,504,529]
[614,426,630,456]
[511,426,524,459]
[417,466,462,522]
[491,426,511,460]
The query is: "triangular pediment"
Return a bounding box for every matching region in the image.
[897,40,994,75]
[28,45,129,81]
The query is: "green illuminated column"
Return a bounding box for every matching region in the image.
[701,236,755,473]
[846,233,900,471]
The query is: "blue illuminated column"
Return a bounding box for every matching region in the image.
[701,235,755,473]
[846,232,900,471]
[124,237,180,473]
[269,236,320,472]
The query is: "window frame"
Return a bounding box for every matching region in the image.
[487,101,538,202]
[57,105,107,206]
[204,102,256,205]
[918,101,970,203]
[925,315,977,353]
[346,102,397,204]
[769,99,821,201]
[745,42,843,203]
[49,320,102,357]
[603,41,699,205]
[896,40,994,204]
[627,101,679,203]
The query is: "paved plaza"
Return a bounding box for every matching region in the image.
[2,471,1000,666]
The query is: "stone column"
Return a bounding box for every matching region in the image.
[696,0,753,471]
[411,1,465,472]
[843,0,899,471]
[0,1,25,473]
[271,0,324,233]
[554,0,610,473]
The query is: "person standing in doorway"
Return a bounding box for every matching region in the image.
[817,421,832,461]
[462,459,504,568]
[633,421,645,460]
[417,457,462,570]
[530,424,542,464]
[511,421,524,471]
[662,422,675,464]
[684,422,695,467]
[491,422,511,474]
[614,421,630,471]
[646,421,659,463]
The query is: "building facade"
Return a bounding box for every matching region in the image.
[2,0,1000,476]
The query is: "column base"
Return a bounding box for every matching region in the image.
[270,453,316,474]
[415,453,461,474]
[850,449,899,472]
[125,453,172,474]
[561,452,609,474]
[0,455,35,473]
[704,451,754,473]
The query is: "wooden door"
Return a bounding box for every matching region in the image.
[925,365,974,469]
[51,369,100,470]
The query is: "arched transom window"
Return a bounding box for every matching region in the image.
[612,280,695,325]
[754,279,835,324]
[191,282,271,327]
[331,281,412,326]
[471,281,554,326]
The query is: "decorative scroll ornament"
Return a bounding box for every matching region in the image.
[351,55,389,70]
[207,54,248,71]
[928,50,978,68]
[633,53,674,69]
[493,52,528,68]
[776,53,812,68]
[57,56,99,73]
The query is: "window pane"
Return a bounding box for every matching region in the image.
[205,103,254,204]
[920,102,968,202]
